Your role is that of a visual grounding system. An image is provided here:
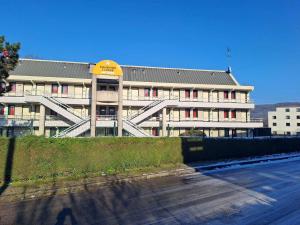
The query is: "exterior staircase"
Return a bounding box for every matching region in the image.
[129,98,179,124]
[54,117,91,137]
[124,98,179,137]
[25,92,89,137]
[123,119,150,137]
[25,94,82,123]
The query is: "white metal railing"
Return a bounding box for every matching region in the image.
[123,95,254,104]
[53,116,90,138]
[167,118,264,123]
[123,119,149,136]
[96,115,117,121]
[25,90,82,119]
[21,89,90,99]
[127,97,169,120]
[0,115,39,120]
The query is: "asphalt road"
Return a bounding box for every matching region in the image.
[2,158,300,225]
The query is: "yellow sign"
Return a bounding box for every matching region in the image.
[92,60,123,76]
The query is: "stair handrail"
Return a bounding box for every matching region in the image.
[128,97,165,120]
[25,90,82,119]
[123,118,149,136]
[54,116,90,138]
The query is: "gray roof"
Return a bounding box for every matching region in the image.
[11,59,237,85]
[122,66,237,85]
[11,59,91,79]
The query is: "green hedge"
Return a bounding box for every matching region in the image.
[0,136,182,183]
[1,136,300,183]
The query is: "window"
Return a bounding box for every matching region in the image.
[185,109,190,118]
[286,115,290,119]
[287,132,291,135]
[61,84,68,95]
[152,88,158,97]
[108,86,116,91]
[193,109,198,118]
[286,123,290,127]
[231,110,236,119]
[273,123,277,126]
[8,105,15,116]
[297,123,300,127]
[185,90,190,98]
[108,107,116,115]
[193,90,198,99]
[272,116,276,119]
[0,106,4,115]
[99,107,106,116]
[51,84,58,94]
[231,91,236,99]
[152,128,159,136]
[285,108,290,112]
[144,88,150,97]
[224,91,229,99]
[10,82,16,92]
[224,110,229,119]
[297,115,300,119]
[297,108,300,112]
[99,85,107,91]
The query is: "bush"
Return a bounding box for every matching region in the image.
[0,136,183,183]
[179,129,206,137]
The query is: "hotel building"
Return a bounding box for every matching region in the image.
[0,59,263,137]
[268,107,300,135]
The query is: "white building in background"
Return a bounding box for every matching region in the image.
[268,107,300,135]
[0,58,263,137]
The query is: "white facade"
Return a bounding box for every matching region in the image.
[0,59,263,137]
[268,107,300,135]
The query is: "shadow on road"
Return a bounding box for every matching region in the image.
[55,208,78,225]
[0,137,16,196]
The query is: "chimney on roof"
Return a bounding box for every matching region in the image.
[226,66,232,73]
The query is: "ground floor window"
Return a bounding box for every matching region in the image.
[50,127,57,137]
[96,128,116,136]
[152,127,159,136]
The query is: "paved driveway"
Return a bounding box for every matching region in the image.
[1,158,300,225]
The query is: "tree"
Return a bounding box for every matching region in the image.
[0,36,21,95]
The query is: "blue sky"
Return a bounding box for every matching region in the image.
[2,0,300,104]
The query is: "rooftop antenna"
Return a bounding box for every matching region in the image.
[226,47,232,73]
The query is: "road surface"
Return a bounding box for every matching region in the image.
[1,158,300,225]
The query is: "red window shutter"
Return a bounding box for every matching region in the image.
[152,128,158,136]
[231,110,236,118]
[224,110,229,118]
[9,106,15,115]
[185,90,190,98]
[152,88,158,97]
[144,88,150,97]
[62,85,68,94]
[193,90,198,99]
[224,91,229,99]
[0,107,4,115]
[52,84,58,94]
[11,83,16,92]
[185,109,190,118]
[193,109,198,118]
[231,91,236,99]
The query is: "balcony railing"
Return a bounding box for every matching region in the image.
[0,115,39,120]
[96,115,117,121]
[123,96,254,104]
[4,89,90,99]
